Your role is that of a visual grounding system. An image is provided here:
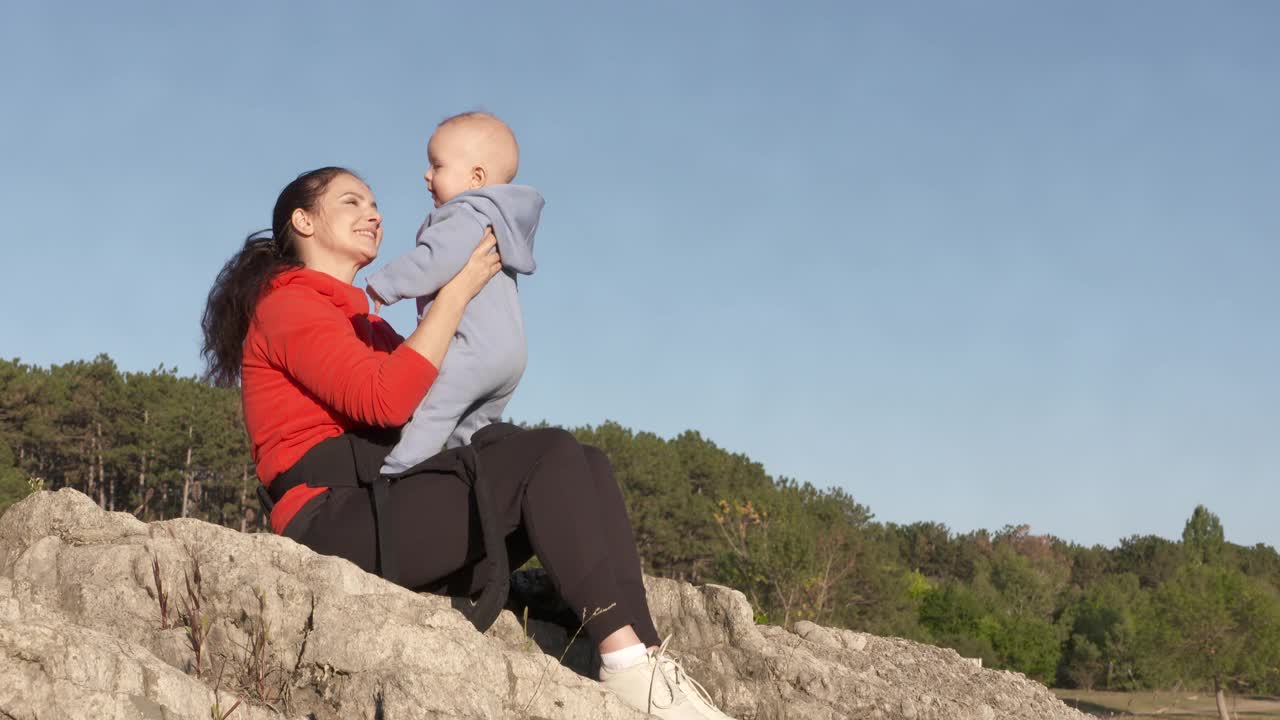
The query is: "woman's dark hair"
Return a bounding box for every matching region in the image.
[201,166,357,387]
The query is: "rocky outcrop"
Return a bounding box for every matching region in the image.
[0,490,1091,719]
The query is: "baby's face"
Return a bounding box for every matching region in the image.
[424,125,478,208]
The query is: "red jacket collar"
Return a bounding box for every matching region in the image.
[270,267,369,317]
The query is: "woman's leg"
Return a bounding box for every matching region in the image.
[284,467,490,587]
[468,428,637,645]
[581,445,662,648]
[289,428,639,647]
[440,443,660,649]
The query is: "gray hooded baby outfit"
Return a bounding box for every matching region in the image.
[366,184,542,474]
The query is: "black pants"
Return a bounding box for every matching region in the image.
[280,427,661,647]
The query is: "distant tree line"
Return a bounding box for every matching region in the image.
[3,355,1278,712]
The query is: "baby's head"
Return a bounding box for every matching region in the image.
[425,111,520,207]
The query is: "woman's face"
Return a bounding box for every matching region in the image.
[300,173,383,268]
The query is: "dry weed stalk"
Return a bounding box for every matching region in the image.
[238,588,290,707]
[151,553,171,629]
[521,602,616,715]
[210,657,242,719]
[180,552,210,675]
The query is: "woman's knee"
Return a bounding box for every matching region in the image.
[582,444,610,475]
[581,444,628,508]
[527,427,581,458]
[523,428,592,487]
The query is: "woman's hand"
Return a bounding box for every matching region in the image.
[439,228,502,303]
[402,228,502,369]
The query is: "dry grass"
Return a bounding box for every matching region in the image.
[520,603,616,715]
[150,540,303,717]
[1055,689,1280,719]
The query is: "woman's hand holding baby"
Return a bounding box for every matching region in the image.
[400,229,501,369]
[439,228,502,304]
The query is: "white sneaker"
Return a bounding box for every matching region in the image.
[598,636,736,719]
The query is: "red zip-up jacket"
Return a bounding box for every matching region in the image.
[241,267,438,534]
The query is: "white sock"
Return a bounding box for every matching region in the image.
[600,642,648,672]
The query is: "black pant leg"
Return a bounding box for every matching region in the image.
[286,466,481,588]
[425,528,534,597]
[471,428,635,643]
[582,445,662,647]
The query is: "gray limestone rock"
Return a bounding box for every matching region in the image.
[0,490,1091,720]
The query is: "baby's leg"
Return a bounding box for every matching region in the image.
[447,384,516,449]
[382,367,482,474]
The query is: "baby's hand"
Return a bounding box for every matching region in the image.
[365,285,384,314]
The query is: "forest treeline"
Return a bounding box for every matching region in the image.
[2,354,1278,699]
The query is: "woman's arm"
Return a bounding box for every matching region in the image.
[251,233,501,427]
[253,291,437,427]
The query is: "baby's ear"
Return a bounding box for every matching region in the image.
[471,165,487,189]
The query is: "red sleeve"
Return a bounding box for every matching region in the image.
[255,286,437,427]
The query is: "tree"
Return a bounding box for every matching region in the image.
[1057,573,1142,690]
[1138,564,1280,720]
[1182,505,1225,566]
[992,614,1062,684]
[574,421,715,580]
[892,521,965,582]
[1232,542,1280,589]
[918,583,998,666]
[1066,543,1112,589]
[1114,534,1182,589]
[0,439,31,517]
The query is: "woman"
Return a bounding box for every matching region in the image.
[201,167,732,719]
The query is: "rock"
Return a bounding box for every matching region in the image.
[0,490,1092,719]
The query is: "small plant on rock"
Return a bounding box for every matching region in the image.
[180,552,210,675]
[151,553,171,629]
[237,588,290,707]
[210,657,242,719]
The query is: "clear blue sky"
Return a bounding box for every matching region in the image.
[2,1,1276,549]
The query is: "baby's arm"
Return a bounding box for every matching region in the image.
[366,206,490,306]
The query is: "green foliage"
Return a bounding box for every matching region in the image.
[0,437,14,468]
[573,422,719,580]
[916,583,996,666]
[1114,534,1183,589]
[0,438,30,517]
[1231,543,1280,589]
[1182,504,1226,566]
[1068,544,1113,589]
[0,357,260,528]
[0,469,24,515]
[1137,563,1280,694]
[1062,634,1104,690]
[921,583,988,638]
[987,537,1066,620]
[904,570,933,601]
[991,614,1062,684]
[1057,573,1141,690]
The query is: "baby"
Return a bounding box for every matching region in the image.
[366,112,543,474]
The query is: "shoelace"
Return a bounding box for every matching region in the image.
[646,635,720,714]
